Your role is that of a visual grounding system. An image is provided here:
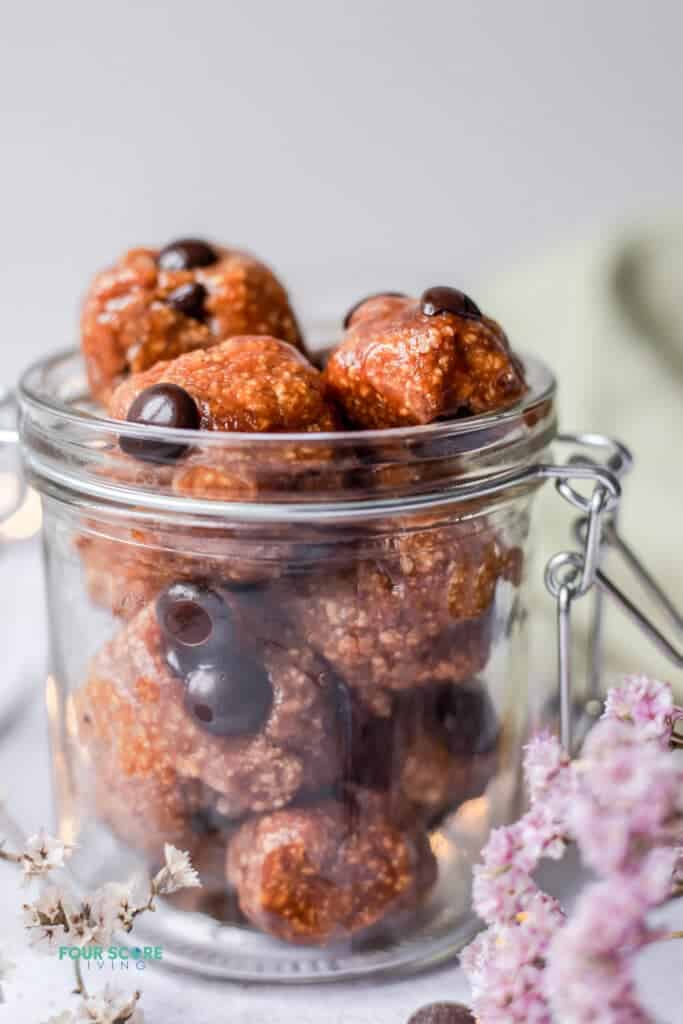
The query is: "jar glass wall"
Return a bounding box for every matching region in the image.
[19,347,557,981]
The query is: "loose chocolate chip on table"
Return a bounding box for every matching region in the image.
[421,286,482,320]
[407,1003,475,1024]
[164,281,208,321]
[156,582,235,675]
[120,383,200,463]
[158,238,218,271]
[183,660,273,737]
[342,291,408,328]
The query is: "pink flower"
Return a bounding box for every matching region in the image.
[604,676,674,749]
[524,732,571,805]
[472,862,538,927]
[570,718,683,875]
[463,891,563,1023]
[518,802,569,864]
[464,676,683,1023]
[472,823,544,925]
[633,846,680,905]
[545,878,656,1023]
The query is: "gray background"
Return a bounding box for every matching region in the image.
[1,0,682,382]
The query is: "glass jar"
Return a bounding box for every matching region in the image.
[17,342,558,982]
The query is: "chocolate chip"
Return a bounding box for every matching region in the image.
[332,675,355,784]
[120,383,200,463]
[156,582,234,674]
[164,281,208,322]
[189,806,240,836]
[407,1003,475,1024]
[351,711,398,791]
[343,291,408,329]
[420,286,481,320]
[434,680,499,757]
[184,660,272,737]
[158,238,218,271]
[189,809,217,836]
[163,600,212,646]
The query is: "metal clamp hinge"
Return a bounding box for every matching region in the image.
[543,433,683,752]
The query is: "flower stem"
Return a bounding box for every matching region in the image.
[73,958,88,999]
[131,885,157,920]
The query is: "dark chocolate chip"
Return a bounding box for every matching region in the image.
[421,286,481,320]
[332,675,355,784]
[158,238,218,271]
[120,383,200,463]
[351,711,398,791]
[163,599,212,646]
[189,810,218,836]
[156,582,235,674]
[434,680,499,757]
[343,291,408,329]
[183,660,272,737]
[407,1003,475,1024]
[164,281,208,322]
[189,806,240,836]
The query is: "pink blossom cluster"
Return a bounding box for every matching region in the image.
[460,675,683,1024]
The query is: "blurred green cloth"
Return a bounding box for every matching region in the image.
[481,221,683,698]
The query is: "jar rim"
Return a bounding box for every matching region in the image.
[18,347,557,521]
[19,345,556,444]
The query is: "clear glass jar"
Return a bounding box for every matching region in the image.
[17,342,557,981]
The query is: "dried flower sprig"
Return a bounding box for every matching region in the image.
[152,843,201,896]
[44,985,143,1024]
[461,675,683,1024]
[0,829,74,881]
[0,801,200,1023]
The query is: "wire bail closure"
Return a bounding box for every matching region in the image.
[544,432,683,752]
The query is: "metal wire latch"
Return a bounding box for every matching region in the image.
[545,433,683,751]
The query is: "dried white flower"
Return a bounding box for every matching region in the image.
[89,881,138,939]
[43,1014,75,1024]
[24,883,136,951]
[65,903,104,948]
[152,844,200,896]
[77,985,143,1023]
[23,886,73,949]
[21,831,73,881]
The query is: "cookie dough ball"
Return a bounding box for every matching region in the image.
[226,790,437,945]
[351,680,500,826]
[109,335,337,434]
[77,338,342,615]
[109,336,340,491]
[81,240,303,402]
[76,711,205,859]
[76,519,295,620]
[283,521,511,709]
[75,594,342,859]
[325,288,526,428]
